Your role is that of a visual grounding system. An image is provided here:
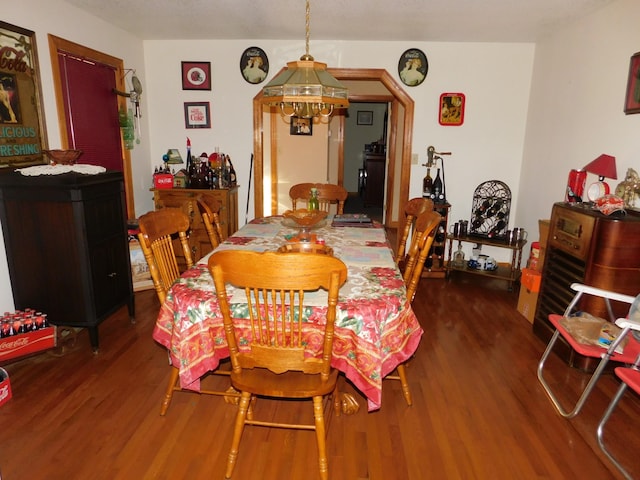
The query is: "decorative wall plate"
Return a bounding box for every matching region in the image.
[240,46,269,84]
[398,48,428,87]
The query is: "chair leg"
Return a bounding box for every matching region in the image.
[396,363,413,406]
[160,366,180,416]
[596,382,634,480]
[537,329,613,418]
[312,395,329,480]
[225,391,251,480]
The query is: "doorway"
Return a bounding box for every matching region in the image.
[252,68,414,231]
[47,35,135,220]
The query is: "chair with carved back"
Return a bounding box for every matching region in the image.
[386,209,441,406]
[209,250,348,480]
[196,194,224,250]
[138,208,235,416]
[395,197,434,268]
[289,182,348,215]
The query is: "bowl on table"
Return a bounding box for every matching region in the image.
[43,149,83,165]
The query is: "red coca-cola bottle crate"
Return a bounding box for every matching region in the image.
[0,310,56,363]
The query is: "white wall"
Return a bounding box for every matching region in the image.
[143,40,534,236]
[518,0,640,249]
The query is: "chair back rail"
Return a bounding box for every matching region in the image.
[395,197,434,265]
[289,183,348,214]
[196,195,224,249]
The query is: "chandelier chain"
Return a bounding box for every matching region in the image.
[305,0,310,57]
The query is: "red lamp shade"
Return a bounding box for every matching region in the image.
[583,154,617,180]
[583,154,617,202]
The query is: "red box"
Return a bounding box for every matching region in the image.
[0,327,56,362]
[520,268,542,293]
[153,174,174,189]
[0,367,12,407]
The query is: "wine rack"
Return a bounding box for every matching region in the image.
[469,180,511,239]
[422,203,450,279]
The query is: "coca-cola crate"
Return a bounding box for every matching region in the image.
[0,326,56,362]
[0,367,11,407]
[153,173,173,189]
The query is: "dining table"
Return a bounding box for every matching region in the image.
[152,215,424,411]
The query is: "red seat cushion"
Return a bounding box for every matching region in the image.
[548,313,640,363]
[615,367,640,396]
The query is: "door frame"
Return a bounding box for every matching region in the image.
[252,68,414,230]
[47,35,135,220]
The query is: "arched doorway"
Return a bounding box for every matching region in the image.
[252,68,414,231]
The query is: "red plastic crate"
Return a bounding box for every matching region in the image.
[0,327,56,362]
[0,367,11,407]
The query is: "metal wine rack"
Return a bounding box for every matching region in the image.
[469,180,511,238]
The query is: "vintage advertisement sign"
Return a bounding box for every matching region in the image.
[0,21,47,167]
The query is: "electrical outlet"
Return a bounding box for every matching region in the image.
[412,153,419,165]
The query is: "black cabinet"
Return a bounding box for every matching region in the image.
[0,171,134,351]
[363,153,385,207]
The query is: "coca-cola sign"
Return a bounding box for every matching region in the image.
[0,21,47,167]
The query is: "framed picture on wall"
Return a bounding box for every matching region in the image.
[439,93,465,126]
[624,51,640,114]
[290,116,312,135]
[0,21,47,167]
[357,110,373,125]
[181,61,211,90]
[184,102,210,129]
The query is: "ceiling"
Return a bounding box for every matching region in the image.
[65,0,615,43]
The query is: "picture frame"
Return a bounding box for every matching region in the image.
[184,102,211,129]
[398,48,429,87]
[0,21,48,168]
[624,52,640,114]
[439,93,466,126]
[290,116,313,136]
[240,46,269,84]
[181,61,211,90]
[357,110,373,125]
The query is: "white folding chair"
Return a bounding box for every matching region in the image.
[537,283,640,418]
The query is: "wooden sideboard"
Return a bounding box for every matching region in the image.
[152,187,239,261]
[0,171,134,352]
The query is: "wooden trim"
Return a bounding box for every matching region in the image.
[252,67,413,236]
[47,35,135,220]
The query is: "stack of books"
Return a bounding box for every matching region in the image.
[331,213,373,227]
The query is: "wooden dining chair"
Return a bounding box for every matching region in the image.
[209,250,348,480]
[386,209,441,406]
[277,242,334,255]
[196,194,224,250]
[289,182,348,214]
[138,208,235,416]
[395,197,434,267]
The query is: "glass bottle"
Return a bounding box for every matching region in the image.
[422,168,433,199]
[308,188,319,211]
[433,168,444,202]
[227,156,237,185]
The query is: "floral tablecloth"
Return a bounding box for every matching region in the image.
[152,216,424,411]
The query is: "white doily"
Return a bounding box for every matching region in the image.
[16,164,107,176]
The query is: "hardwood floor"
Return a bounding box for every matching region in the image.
[1,274,638,479]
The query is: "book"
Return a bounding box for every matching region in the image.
[332,214,372,224]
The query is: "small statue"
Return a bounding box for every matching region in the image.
[615,168,640,208]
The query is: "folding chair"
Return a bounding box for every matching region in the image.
[596,351,640,480]
[537,283,640,419]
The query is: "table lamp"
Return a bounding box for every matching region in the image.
[583,154,617,202]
